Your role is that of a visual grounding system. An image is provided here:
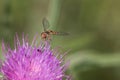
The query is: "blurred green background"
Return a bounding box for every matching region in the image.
[1,0,120,80]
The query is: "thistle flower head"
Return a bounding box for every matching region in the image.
[0,34,70,80]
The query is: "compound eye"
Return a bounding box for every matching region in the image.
[41,33,47,38]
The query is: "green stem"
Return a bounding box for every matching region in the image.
[48,0,61,29]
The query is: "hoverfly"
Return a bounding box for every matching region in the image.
[41,17,69,40]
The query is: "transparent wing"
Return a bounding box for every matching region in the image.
[42,17,50,31]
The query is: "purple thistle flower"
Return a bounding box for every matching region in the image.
[0,34,71,80]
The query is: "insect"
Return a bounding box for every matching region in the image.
[41,17,69,40]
